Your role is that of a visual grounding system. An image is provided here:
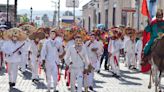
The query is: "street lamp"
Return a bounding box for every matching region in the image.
[6,0,9,23]
[30,7,33,22]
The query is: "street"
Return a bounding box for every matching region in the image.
[0,62,163,92]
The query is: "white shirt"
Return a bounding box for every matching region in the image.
[108,39,122,55]
[1,40,24,63]
[29,40,39,62]
[123,35,130,49]
[125,39,136,54]
[65,45,89,70]
[135,39,143,57]
[41,38,62,66]
[85,40,100,67]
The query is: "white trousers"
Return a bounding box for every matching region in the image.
[70,68,83,92]
[8,62,19,83]
[20,56,27,72]
[127,53,136,67]
[46,64,58,90]
[88,70,94,87]
[31,60,39,79]
[110,55,120,75]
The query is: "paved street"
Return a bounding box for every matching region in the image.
[0,63,163,92]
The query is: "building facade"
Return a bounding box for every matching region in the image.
[82,0,164,32]
[0,4,15,26]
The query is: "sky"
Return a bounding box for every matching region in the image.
[0,0,90,11]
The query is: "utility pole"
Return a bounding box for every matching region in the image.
[58,0,60,28]
[73,0,75,23]
[52,1,57,27]
[137,0,140,31]
[14,0,17,27]
[6,0,9,24]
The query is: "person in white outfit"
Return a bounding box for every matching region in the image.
[85,33,100,91]
[20,37,31,73]
[125,34,136,69]
[108,30,122,77]
[29,37,41,82]
[65,35,90,92]
[1,28,25,88]
[135,36,143,71]
[41,30,63,92]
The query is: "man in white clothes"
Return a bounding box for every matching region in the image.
[85,33,100,91]
[41,30,63,92]
[108,30,122,77]
[125,34,136,69]
[1,28,25,88]
[65,35,90,92]
[20,37,31,73]
[135,36,143,71]
[29,33,43,82]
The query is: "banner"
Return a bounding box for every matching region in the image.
[66,0,79,8]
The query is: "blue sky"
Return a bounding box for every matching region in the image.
[0,0,90,11]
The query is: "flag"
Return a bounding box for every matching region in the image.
[148,0,158,18]
[141,0,150,18]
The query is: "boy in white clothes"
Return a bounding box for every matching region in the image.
[20,37,31,73]
[108,30,122,77]
[125,34,136,69]
[135,36,143,71]
[29,35,42,82]
[1,28,25,88]
[85,33,100,91]
[41,30,63,92]
[65,35,89,92]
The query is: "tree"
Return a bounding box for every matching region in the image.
[42,14,50,27]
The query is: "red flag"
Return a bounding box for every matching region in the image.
[141,31,151,73]
[141,0,150,18]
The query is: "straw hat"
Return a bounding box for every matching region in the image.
[4,28,27,41]
[29,32,45,40]
[19,24,36,37]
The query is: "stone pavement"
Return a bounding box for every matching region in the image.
[0,63,163,92]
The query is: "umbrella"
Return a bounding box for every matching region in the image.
[96,24,105,29]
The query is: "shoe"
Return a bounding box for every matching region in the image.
[54,90,59,92]
[97,70,100,73]
[9,82,13,88]
[12,83,15,86]
[66,82,69,86]
[89,86,93,91]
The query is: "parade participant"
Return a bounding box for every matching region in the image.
[1,28,26,88]
[29,32,45,82]
[95,35,104,73]
[108,28,122,77]
[125,30,137,69]
[41,29,63,92]
[123,27,131,67]
[143,9,164,64]
[100,32,109,70]
[135,32,143,71]
[64,29,75,87]
[19,24,36,73]
[85,33,100,91]
[65,35,89,92]
[0,26,6,70]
